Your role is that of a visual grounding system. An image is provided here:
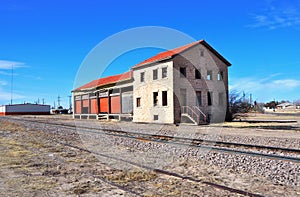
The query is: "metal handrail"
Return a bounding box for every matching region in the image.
[181,106,207,124]
[192,106,207,123]
[181,106,200,124]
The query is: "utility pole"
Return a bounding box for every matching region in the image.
[68,95,72,112]
[42,98,45,105]
[10,64,13,105]
[250,94,252,105]
[57,96,61,107]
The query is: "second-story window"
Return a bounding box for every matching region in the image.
[218,71,224,81]
[162,67,167,78]
[207,70,212,81]
[195,69,201,79]
[140,72,145,82]
[153,69,158,80]
[180,67,186,78]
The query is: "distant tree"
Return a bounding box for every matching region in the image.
[264,101,279,109]
[226,91,252,121]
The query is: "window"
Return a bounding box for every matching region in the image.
[196,91,202,106]
[153,69,158,80]
[195,69,201,79]
[208,92,213,106]
[162,67,167,78]
[180,67,186,78]
[207,70,212,80]
[200,50,204,57]
[153,92,158,106]
[180,89,187,106]
[136,97,141,107]
[162,91,168,106]
[140,72,145,82]
[219,92,224,106]
[218,71,224,81]
[154,115,159,120]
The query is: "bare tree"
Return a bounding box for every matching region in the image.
[226,90,252,122]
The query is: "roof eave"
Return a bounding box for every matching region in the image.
[132,56,172,69]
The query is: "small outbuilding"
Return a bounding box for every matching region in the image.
[0,104,50,116]
[276,102,294,110]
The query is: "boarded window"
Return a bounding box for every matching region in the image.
[180,67,186,78]
[207,70,212,80]
[200,49,204,57]
[162,67,167,78]
[219,92,224,106]
[162,91,168,106]
[153,69,158,80]
[208,92,213,106]
[180,89,187,106]
[195,69,201,79]
[136,97,141,107]
[122,91,133,114]
[140,72,145,82]
[153,92,158,106]
[196,91,202,106]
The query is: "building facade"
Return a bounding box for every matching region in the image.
[72,40,231,124]
[0,104,50,116]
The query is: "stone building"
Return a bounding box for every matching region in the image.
[72,40,231,124]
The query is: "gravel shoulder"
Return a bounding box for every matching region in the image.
[0,114,300,196]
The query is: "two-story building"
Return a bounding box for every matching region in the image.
[72,40,231,124]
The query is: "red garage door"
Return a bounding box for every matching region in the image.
[90,98,98,114]
[100,97,109,113]
[75,101,81,114]
[110,96,120,114]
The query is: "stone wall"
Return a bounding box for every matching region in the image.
[132,61,174,123]
[173,43,229,123]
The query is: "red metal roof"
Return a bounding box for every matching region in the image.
[133,40,203,68]
[74,40,231,92]
[74,71,131,91]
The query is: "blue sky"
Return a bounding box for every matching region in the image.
[0,0,300,107]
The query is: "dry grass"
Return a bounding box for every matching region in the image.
[105,168,157,184]
[0,120,25,132]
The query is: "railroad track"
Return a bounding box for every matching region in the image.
[0,116,271,196]
[3,116,300,163]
